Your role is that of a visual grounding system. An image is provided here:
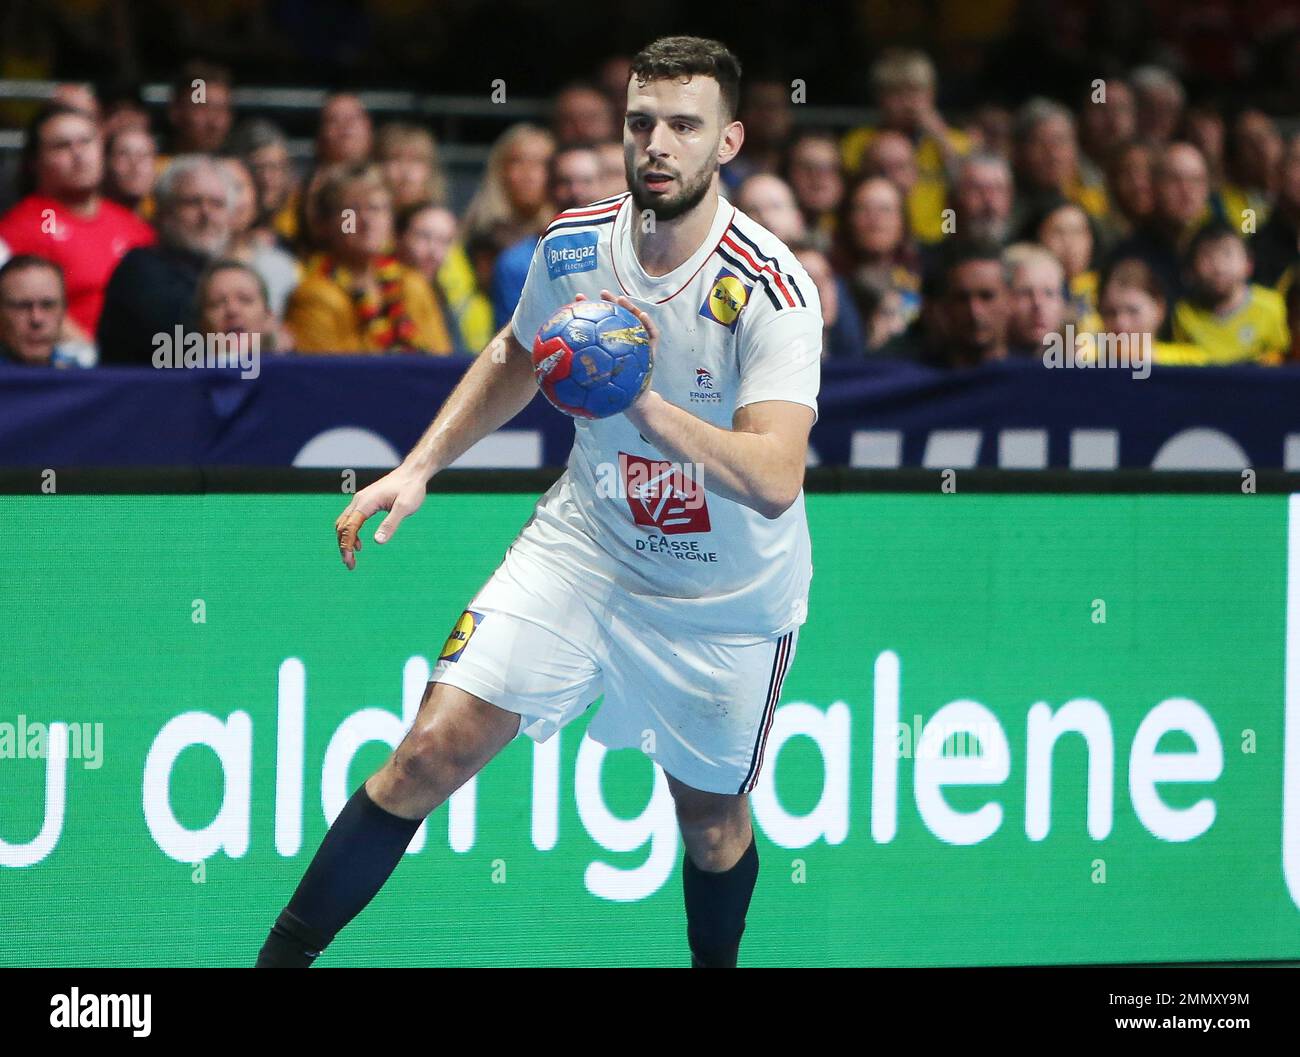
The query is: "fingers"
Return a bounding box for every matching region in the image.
[374,499,409,544]
[601,289,658,345]
[576,291,656,349]
[336,509,366,571]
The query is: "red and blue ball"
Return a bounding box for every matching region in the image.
[531,300,653,419]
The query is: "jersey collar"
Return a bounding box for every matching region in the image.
[611,193,734,305]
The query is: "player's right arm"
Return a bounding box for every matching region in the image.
[335,325,535,569]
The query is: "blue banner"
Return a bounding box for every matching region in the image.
[1,356,1296,469]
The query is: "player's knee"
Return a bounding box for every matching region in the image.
[391,719,483,794]
[674,799,745,856]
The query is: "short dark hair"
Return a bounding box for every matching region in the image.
[1284,271,1300,327]
[1185,218,1246,266]
[226,117,288,159]
[196,258,269,312]
[19,103,96,197]
[629,36,742,121]
[394,198,450,238]
[1099,256,1166,308]
[550,141,599,178]
[171,59,233,103]
[0,254,66,298]
[934,240,1007,296]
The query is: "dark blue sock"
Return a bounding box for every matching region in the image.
[683,834,759,968]
[254,783,422,967]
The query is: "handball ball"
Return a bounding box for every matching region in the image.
[531,300,653,419]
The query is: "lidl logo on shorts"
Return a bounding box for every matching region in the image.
[439,609,483,663]
[699,268,750,330]
[544,232,599,279]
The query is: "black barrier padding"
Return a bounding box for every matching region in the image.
[1,465,1299,495]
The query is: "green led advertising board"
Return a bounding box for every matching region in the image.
[2,491,1298,966]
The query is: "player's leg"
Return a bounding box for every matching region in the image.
[367,679,521,819]
[588,621,798,967]
[254,680,521,968]
[665,771,759,969]
[256,548,604,967]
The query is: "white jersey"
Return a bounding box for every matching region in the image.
[509,191,822,644]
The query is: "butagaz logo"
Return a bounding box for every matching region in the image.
[544,232,599,279]
[699,268,750,330]
[617,452,711,534]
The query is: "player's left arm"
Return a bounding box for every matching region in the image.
[603,289,819,520]
[628,391,814,519]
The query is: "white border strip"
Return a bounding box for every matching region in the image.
[1283,495,1300,910]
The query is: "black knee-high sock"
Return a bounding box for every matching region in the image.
[254,783,422,967]
[682,834,759,968]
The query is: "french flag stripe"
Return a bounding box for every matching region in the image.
[721,233,796,307]
[741,632,793,793]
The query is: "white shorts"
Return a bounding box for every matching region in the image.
[430,545,798,795]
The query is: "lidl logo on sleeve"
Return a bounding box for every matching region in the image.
[699,269,750,330]
[439,610,484,662]
[544,232,599,279]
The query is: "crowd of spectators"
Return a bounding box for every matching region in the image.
[0,50,1297,371]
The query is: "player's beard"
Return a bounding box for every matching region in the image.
[627,158,716,223]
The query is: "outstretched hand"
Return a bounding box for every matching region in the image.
[335,463,429,570]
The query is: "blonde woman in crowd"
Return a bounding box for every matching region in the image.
[375,124,494,352]
[375,122,449,210]
[460,123,555,287]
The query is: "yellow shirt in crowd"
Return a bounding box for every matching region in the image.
[840,126,972,244]
[1172,285,1288,365]
[1218,184,1271,232]
[286,255,453,355]
[1150,342,1219,366]
[436,242,495,352]
[1069,271,1103,332]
